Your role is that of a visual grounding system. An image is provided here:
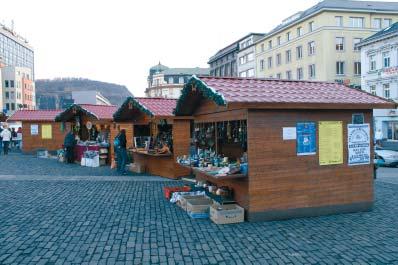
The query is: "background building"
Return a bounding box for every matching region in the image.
[0,22,35,114]
[72,91,112,106]
[358,22,398,142]
[208,33,264,77]
[1,66,35,114]
[145,63,209,98]
[237,33,266,77]
[255,0,398,87]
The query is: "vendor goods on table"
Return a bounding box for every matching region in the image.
[210,204,244,224]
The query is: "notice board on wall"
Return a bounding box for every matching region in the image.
[41,124,52,139]
[348,124,370,166]
[31,124,39,135]
[319,121,343,166]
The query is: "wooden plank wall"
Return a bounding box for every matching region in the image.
[247,109,374,220]
[109,122,134,161]
[21,121,70,153]
[172,119,191,178]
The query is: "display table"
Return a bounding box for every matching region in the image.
[74,144,100,162]
[131,150,189,179]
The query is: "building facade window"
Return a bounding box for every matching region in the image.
[297,27,302,37]
[11,103,15,111]
[277,36,281,46]
[370,55,376,71]
[286,71,292,80]
[309,64,316,78]
[308,41,315,55]
[309,21,314,32]
[247,68,254,77]
[276,73,282,79]
[383,83,390,99]
[336,61,345,75]
[168,77,173,84]
[286,50,292,63]
[10,80,15,88]
[268,57,273,68]
[372,18,381,29]
[5,80,9,88]
[353,38,362,51]
[383,52,391,68]
[260,59,265,70]
[296,46,303,59]
[387,122,398,141]
[297,68,303,80]
[350,17,364,28]
[335,16,343,27]
[268,40,272,49]
[5,92,9,99]
[261,43,265,52]
[383,18,392,28]
[336,37,344,51]
[354,62,361,75]
[276,53,282,66]
[239,71,247,78]
[179,77,184,84]
[286,32,291,41]
[370,85,376,95]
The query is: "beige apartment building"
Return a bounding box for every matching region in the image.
[255,0,398,87]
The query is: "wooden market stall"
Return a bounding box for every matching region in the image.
[174,75,396,222]
[7,110,67,154]
[113,97,191,179]
[55,104,117,164]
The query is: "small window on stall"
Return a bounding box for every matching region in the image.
[154,119,173,153]
[134,125,150,149]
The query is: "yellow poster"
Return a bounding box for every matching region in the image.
[41,124,52,139]
[319,121,343,166]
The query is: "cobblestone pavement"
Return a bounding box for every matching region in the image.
[0,154,398,264]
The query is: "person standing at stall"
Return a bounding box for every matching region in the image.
[1,125,11,155]
[117,129,128,175]
[64,129,76,163]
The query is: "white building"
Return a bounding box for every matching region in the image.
[1,66,35,115]
[237,33,265,78]
[72,91,111,105]
[358,22,398,141]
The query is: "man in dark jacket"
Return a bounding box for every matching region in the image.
[117,129,128,174]
[64,129,76,163]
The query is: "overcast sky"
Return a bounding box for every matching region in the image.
[0,0,392,96]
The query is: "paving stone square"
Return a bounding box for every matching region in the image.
[0,153,398,264]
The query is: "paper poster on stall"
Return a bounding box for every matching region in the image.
[348,124,370,166]
[319,121,343,166]
[283,127,296,140]
[41,124,52,139]
[31,124,39,135]
[296,122,316,156]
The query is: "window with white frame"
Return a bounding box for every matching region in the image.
[309,21,314,32]
[354,62,361,75]
[268,40,272,49]
[383,18,392,28]
[383,83,390,99]
[350,17,364,28]
[336,61,345,75]
[335,37,344,51]
[286,50,292,63]
[383,52,391,68]
[276,73,282,79]
[309,64,316,78]
[276,53,282,66]
[370,85,376,95]
[168,77,173,84]
[239,71,247,78]
[296,46,303,59]
[308,41,315,55]
[247,68,255,77]
[179,77,184,84]
[297,27,302,37]
[370,55,376,71]
[268,56,273,68]
[297,68,303,80]
[260,59,265,70]
[286,70,292,80]
[372,18,381,29]
[286,32,291,41]
[248,52,254,62]
[277,36,281,46]
[353,38,362,51]
[335,16,343,27]
[261,43,265,52]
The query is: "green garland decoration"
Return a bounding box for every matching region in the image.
[55,104,99,122]
[174,75,227,115]
[113,97,154,121]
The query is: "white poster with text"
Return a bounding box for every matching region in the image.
[348,124,370,166]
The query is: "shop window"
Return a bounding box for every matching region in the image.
[387,122,398,141]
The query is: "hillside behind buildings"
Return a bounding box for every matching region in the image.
[35,78,133,109]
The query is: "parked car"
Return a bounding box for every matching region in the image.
[375,147,398,167]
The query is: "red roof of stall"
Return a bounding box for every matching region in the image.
[77,104,118,120]
[135,98,177,116]
[7,110,62,122]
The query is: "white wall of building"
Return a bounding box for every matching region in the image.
[72,91,111,105]
[360,35,398,140]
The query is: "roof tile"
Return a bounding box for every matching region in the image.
[7,110,62,122]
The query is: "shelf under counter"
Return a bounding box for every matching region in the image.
[179,164,247,180]
[129,149,173,157]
